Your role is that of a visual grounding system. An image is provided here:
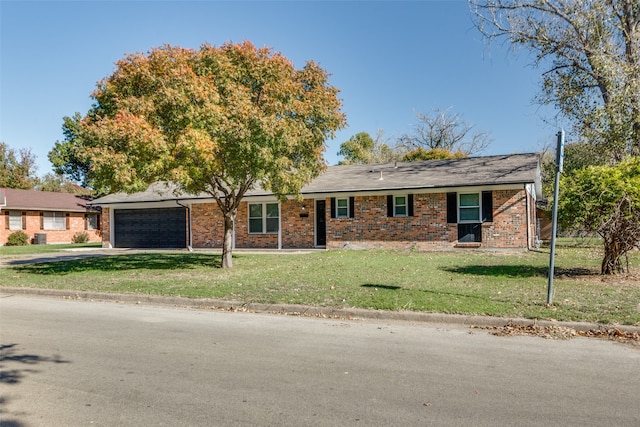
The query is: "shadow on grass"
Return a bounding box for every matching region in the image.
[12,253,222,275]
[361,284,402,290]
[361,283,511,304]
[440,265,596,278]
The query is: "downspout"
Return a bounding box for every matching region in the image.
[175,201,193,252]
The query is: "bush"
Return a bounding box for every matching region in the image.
[72,231,90,244]
[6,231,30,246]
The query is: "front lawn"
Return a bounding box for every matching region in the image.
[1,244,638,325]
[0,242,102,256]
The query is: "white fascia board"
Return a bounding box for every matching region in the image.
[100,200,189,210]
[298,183,528,199]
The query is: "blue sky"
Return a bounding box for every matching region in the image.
[1,0,562,177]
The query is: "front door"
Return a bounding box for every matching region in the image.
[316,199,326,247]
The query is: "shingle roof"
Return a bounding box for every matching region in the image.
[0,188,95,212]
[91,153,541,205]
[305,153,539,194]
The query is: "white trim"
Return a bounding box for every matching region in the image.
[110,208,115,248]
[247,202,280,234]
[335,197,349,218]
[278,203,282,250]
[457,192,482,224]
[393,195,408,217]
[94,183,531,208]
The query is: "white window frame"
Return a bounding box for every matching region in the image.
[336,198,349,218]
[248,202,279,234]
[9,211,22,230]
[394,195,407,217]
[43,211,66,230]
[458,193,481,223]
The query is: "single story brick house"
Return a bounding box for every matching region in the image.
[0,188,102,245]
[91,153,542,251]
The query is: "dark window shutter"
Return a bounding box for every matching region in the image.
[4,211,8,230]
[482,191,493,222]
[387,195,394,217]
[66,213,70,230]
[40,212,44,230]
[84,214,88,230]
[330,198,336,219]
[97,214,101,231]
[446,192,457,223]
[408,194,414,217]
[22,212,26,230]
[349,197,355,218]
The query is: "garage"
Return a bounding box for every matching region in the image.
[114,207,187,248]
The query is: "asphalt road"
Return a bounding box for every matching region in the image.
[1,295,639,427]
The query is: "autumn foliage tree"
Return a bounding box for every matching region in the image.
[76,42,346,267]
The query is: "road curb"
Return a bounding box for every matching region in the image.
[2,286,639,333]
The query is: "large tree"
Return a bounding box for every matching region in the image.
[470,0,640,160]
[76,42,345,267]
[0,142,39,189]
[49,113,94,189]
[337,131,400,164]
[397,108,491,155]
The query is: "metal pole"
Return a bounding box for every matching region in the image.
[547,129,564,305]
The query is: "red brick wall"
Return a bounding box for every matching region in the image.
[326,193,457,250]
[101,208,111,247]
[191,199,315,249]
[327,189,531,250]
[2,210,102,245]
[191,203,225,248]
[480,189,529,248]
[128,188,534,250]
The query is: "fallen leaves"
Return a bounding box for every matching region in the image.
[481,321,640,345]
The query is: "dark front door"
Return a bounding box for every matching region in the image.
[316,199,326,247]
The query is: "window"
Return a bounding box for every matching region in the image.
[9,211,22,230]
[458,193,480,222]
[248,203,279,234]
[86,213,99,230]
[330,197,355,219]
[387,194,413,217]
[336,198,349,218]
[43,212,66,230]
[394,196,407,217]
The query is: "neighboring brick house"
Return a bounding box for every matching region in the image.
[91,153,542,251]
[0,188,102,245]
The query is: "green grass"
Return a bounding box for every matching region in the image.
[1,244,638,326]
[0,242,102,256]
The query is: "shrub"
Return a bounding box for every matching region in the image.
[7,231,30,246]
[72,231,90,244]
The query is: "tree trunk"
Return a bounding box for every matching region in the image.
[601,238,622,275]
[221,212,234,269]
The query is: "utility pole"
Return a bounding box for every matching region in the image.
[547,130,564,305]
